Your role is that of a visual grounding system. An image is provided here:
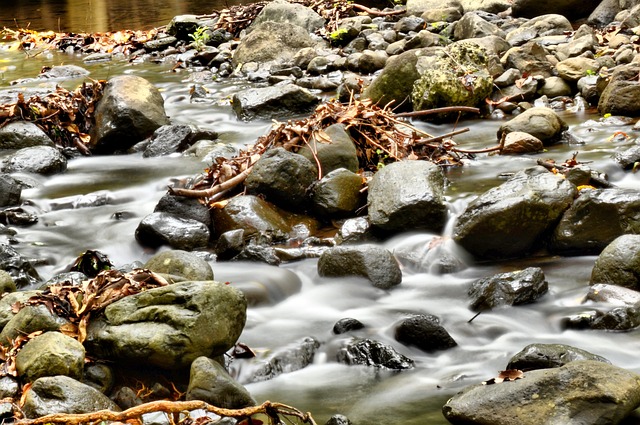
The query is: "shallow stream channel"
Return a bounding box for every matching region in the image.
[2,9,640,424]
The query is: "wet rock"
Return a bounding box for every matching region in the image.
[407,0,463,17]
[135,212,210,250]
[311,168,363,217]
[453,167,576,260]
[142,124,194,157]
[551,188,640,255]
[0,271,15,294]
[2,146,67,175]
[0,206,38,226]
[590,305,640,330]
[453,12,505,40]
[0,304,70,343]
[0,244,40,288]
[412,42,493,111]
[469,267,548,311]
[232,84,320,121]
[500,131,543,154]
[498,106,568,144]
[507,343,610,371]
[501,42,554,78]
[154,192,212,228]
[505,14,572,46]
[335,217,375,244]
[144,35,178,51]
[0,376,19,399]
[37,64,90,81]
[394,314,457,353]
[298,123,359,176]
[186,356,255,408]
[0,290,39,329]
[333,318,365,334]
[443,361,640,425]
[591,235,640,291]
[111,386,142,409]
[336,338,414,370]
[325,414,353,425]
[0,121,54,149]
[233,245,281,266]
[212,195,291,239]
[245,147,317,210]
[318,244,401,289]
[587,284,640,306]
[598,63,640,116]
[247,336,320,382]
[15,331,85,382]
[166,14,199,41]
[232,21,314,67]
[144,250,214,281]
[395,16,425,33]
[22,375,120,418]
[0,174,21,207]
[90,75,169,154]
[368,160,447,234]
[83,363,114,394]
[250,0,325,33]
[85,281,247,369]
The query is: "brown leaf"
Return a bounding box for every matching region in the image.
[482,369,524,385]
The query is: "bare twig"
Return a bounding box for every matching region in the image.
[394,106,481,118]
[414,128,469,146]
[169,167,253,199]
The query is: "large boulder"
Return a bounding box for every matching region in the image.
[590,235,640,291]
[1,146,67,175]
[232,84,320,121]
[0,121,54,149]
[511,0,601,20]
[15,332,85,382]
[497,107,568,144]
[90,75,169,154]
[411,42,493,112]
[598,63,640,117]
[453,167,576,260]
[232,21,315,67]
[443,361,640,425]
[249,0,325,33]
[317,244,402,290]
[469,267,549,311]
[85,281,247,369]
[551,188,640,255]
[22,375,120,418]
[368,160,447,233]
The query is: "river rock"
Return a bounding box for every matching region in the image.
[212,195,292,239]
[232,21,315,67]
[0,121,54,149]
[83,363,114,394]
[453,167,576,260]
[15,331,85,382]
[587,283,640,306]
[511,0,600,19]
[333,317,365,334]
[245,147,317,210]
[443,360,640,425]
[22,375,120,419]
[186,356,255,408]
[250,0,325,33]
[501,131,543,154]
[505,14,573,46]
[0,290,39,329]
[1,146,67,175]
[154,192,212,228]
[325,414,353,425]
[0,304,70,343]
[317,244,402,289]
[453,12,505,40]
[144,249,214,281]
[0,174,21,207]
[507,343,610,371]
[298,124,359,176]
[412,42,493,112]
[311,168,363,217]
[394,314,457,352]
[90,75,169,154]
[501,42,554,78]
[0,244,40,288]
[0,376,18,399]
[497,107,568,144]
[85,280,247,369]
[556,56,599,82]
[368,160,447,233]
[469,267,548,311]
[166,14,199,41]
[142,124,194,157]
[591,235,640,290]
[135,212,210,250]
[407,0,463,17]
[537,76,572,97]
[232,84,320,121]
[346,50,388,74]
[598,63,640,116]
[614,144,640,170]
[337,338,414,369]
[246,336,320,382]
[0,271,15,295]
[551,188,640,255]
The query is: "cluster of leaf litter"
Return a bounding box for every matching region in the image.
[0,80,106,154]
[170,97,478,205]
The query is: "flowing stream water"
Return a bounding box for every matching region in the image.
[2,4,640,425]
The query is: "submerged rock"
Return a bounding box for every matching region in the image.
[507,343,610,371]
[443,361,640,425]
[337,338,414,370]
[246,336,320,382]
[469,267,549,311]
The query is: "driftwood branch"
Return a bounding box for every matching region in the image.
[414,128,470,146]
[169,167,253,199]
[17,400,317,425]
[394,106,480,118]
[352,4,406,16]
[536,159,613,188]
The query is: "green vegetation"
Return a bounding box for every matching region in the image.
[189,26,210,50]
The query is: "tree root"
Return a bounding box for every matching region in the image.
[168,167,252,199]
[17,400,318,425]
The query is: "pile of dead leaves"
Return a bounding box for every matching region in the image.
[0,80,106,153]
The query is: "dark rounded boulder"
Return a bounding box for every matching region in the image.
[394,314,457,353]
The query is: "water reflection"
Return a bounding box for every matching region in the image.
[1,0,246,33]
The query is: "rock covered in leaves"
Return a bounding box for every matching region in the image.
[506,343,610,371]
[297,123,359,176]
[186,356,256,408]
[231,84,320,121]
[469,267,549,311]
[22,375,120,419]
[336,338,414,370]
[590,234,640,290]
[367,160,447,233]
[394,314,457,353]
[90,75,169,154]
[15,331,86,382]
[1,146,67,175]
[85,280,247,369]
[317,244,402,289]
[442,361,640,425]
[453,167,576,260]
